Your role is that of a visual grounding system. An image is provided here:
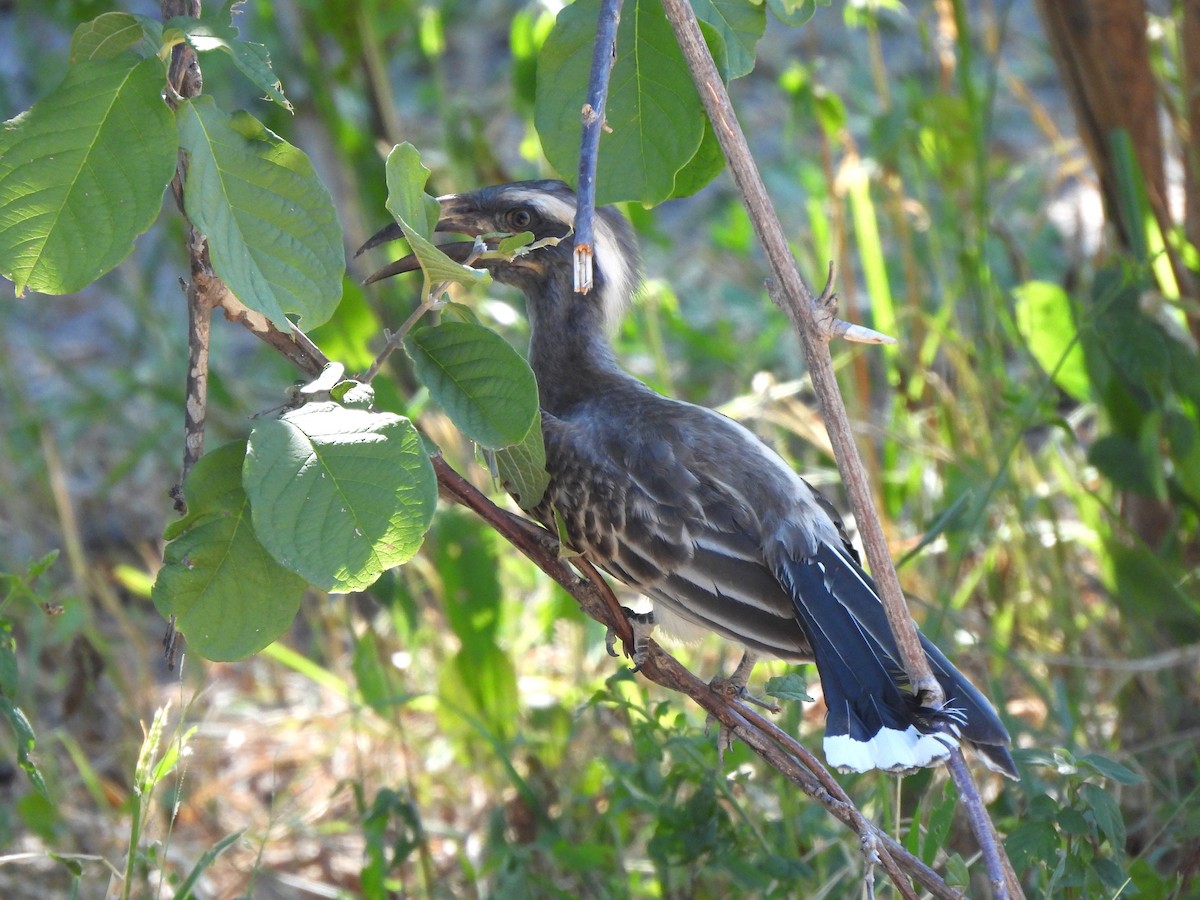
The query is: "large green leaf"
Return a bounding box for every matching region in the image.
[153,441,308,661]
[177,97,344,328]
[1013,280,1090,401]
[244,402,438,593]
[0,54,177,296]
[406,321,539,448]
[536,0,713,205]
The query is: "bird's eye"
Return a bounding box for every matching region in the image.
[507,208,533,230]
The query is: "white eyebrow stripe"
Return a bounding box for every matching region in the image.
[499,187,636,335]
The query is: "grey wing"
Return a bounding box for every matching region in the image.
[537,408,812,661]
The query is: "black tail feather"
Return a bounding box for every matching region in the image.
[774,539,1017,779]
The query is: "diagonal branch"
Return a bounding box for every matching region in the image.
[202,308,960,897]
[657,0,1020,896]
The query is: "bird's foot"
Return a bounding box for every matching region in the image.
[710,651,780,713]
[704,653,780,765]
[605,609,655,672]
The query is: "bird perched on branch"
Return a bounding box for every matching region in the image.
[363,179,1017,779]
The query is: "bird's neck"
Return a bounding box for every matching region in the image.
[525,283,629,414]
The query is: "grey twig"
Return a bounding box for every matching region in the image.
[573,0,622,295]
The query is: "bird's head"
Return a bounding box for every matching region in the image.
[361,180,640,335]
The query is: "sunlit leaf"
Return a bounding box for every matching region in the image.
[536,0,713,204]
[177,98,344,328]
[244,402,438,593]
[0,55,176,295]
[1014,280,1090,401]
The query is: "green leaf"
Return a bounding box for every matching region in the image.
[1006,819,1060,873]
[164,11,291,110]
[438,643,520,743]
[943,853,970,888]
[384,142,442,240]
[170,828,245,900]
[1088,433,1163,498]
[536,0,710,205]
[669,118,726,199]
[153,441,307,661]
[764,672,812,702]
[1013,280,1090,402]
[1077,752,1142,785]
[494,411,551,510]
[69,12,162,63]
[244,402,438,593]
[177,97,344,328]
[692,0,766,79]
[406,322,539,448]
[382,143,489,287]
[0,636,16,696]
[432,511,503,654]
[352,633,396,715]
[923,781,957,866]
[0,55,177,296]
[0,694,50,799]
[1081,783,1126,848]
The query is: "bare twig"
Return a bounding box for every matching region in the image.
[657,0,937,707]
[162,0,206,503]
[658,0,1021,893]
[948,748,1019,899]
[572,0,622,295]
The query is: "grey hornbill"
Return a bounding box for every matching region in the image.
[361,180,1018,779]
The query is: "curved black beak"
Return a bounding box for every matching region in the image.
[357,193,485,285]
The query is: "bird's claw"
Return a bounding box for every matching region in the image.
[607,609,656,671]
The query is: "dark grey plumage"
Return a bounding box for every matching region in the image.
[363,180,1017,779]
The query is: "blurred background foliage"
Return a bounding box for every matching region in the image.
[0,0,1197,896]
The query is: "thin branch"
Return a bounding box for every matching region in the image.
[658,0,1021,894]
[163,0,206,504]
[656,0,937,707]
[572,0,622,295]
[947,748,1019,900]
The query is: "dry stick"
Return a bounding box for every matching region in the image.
[948,749,1023,899]
[657,0,937,709]
[163,0,205,500]
[658,1,1020,896]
